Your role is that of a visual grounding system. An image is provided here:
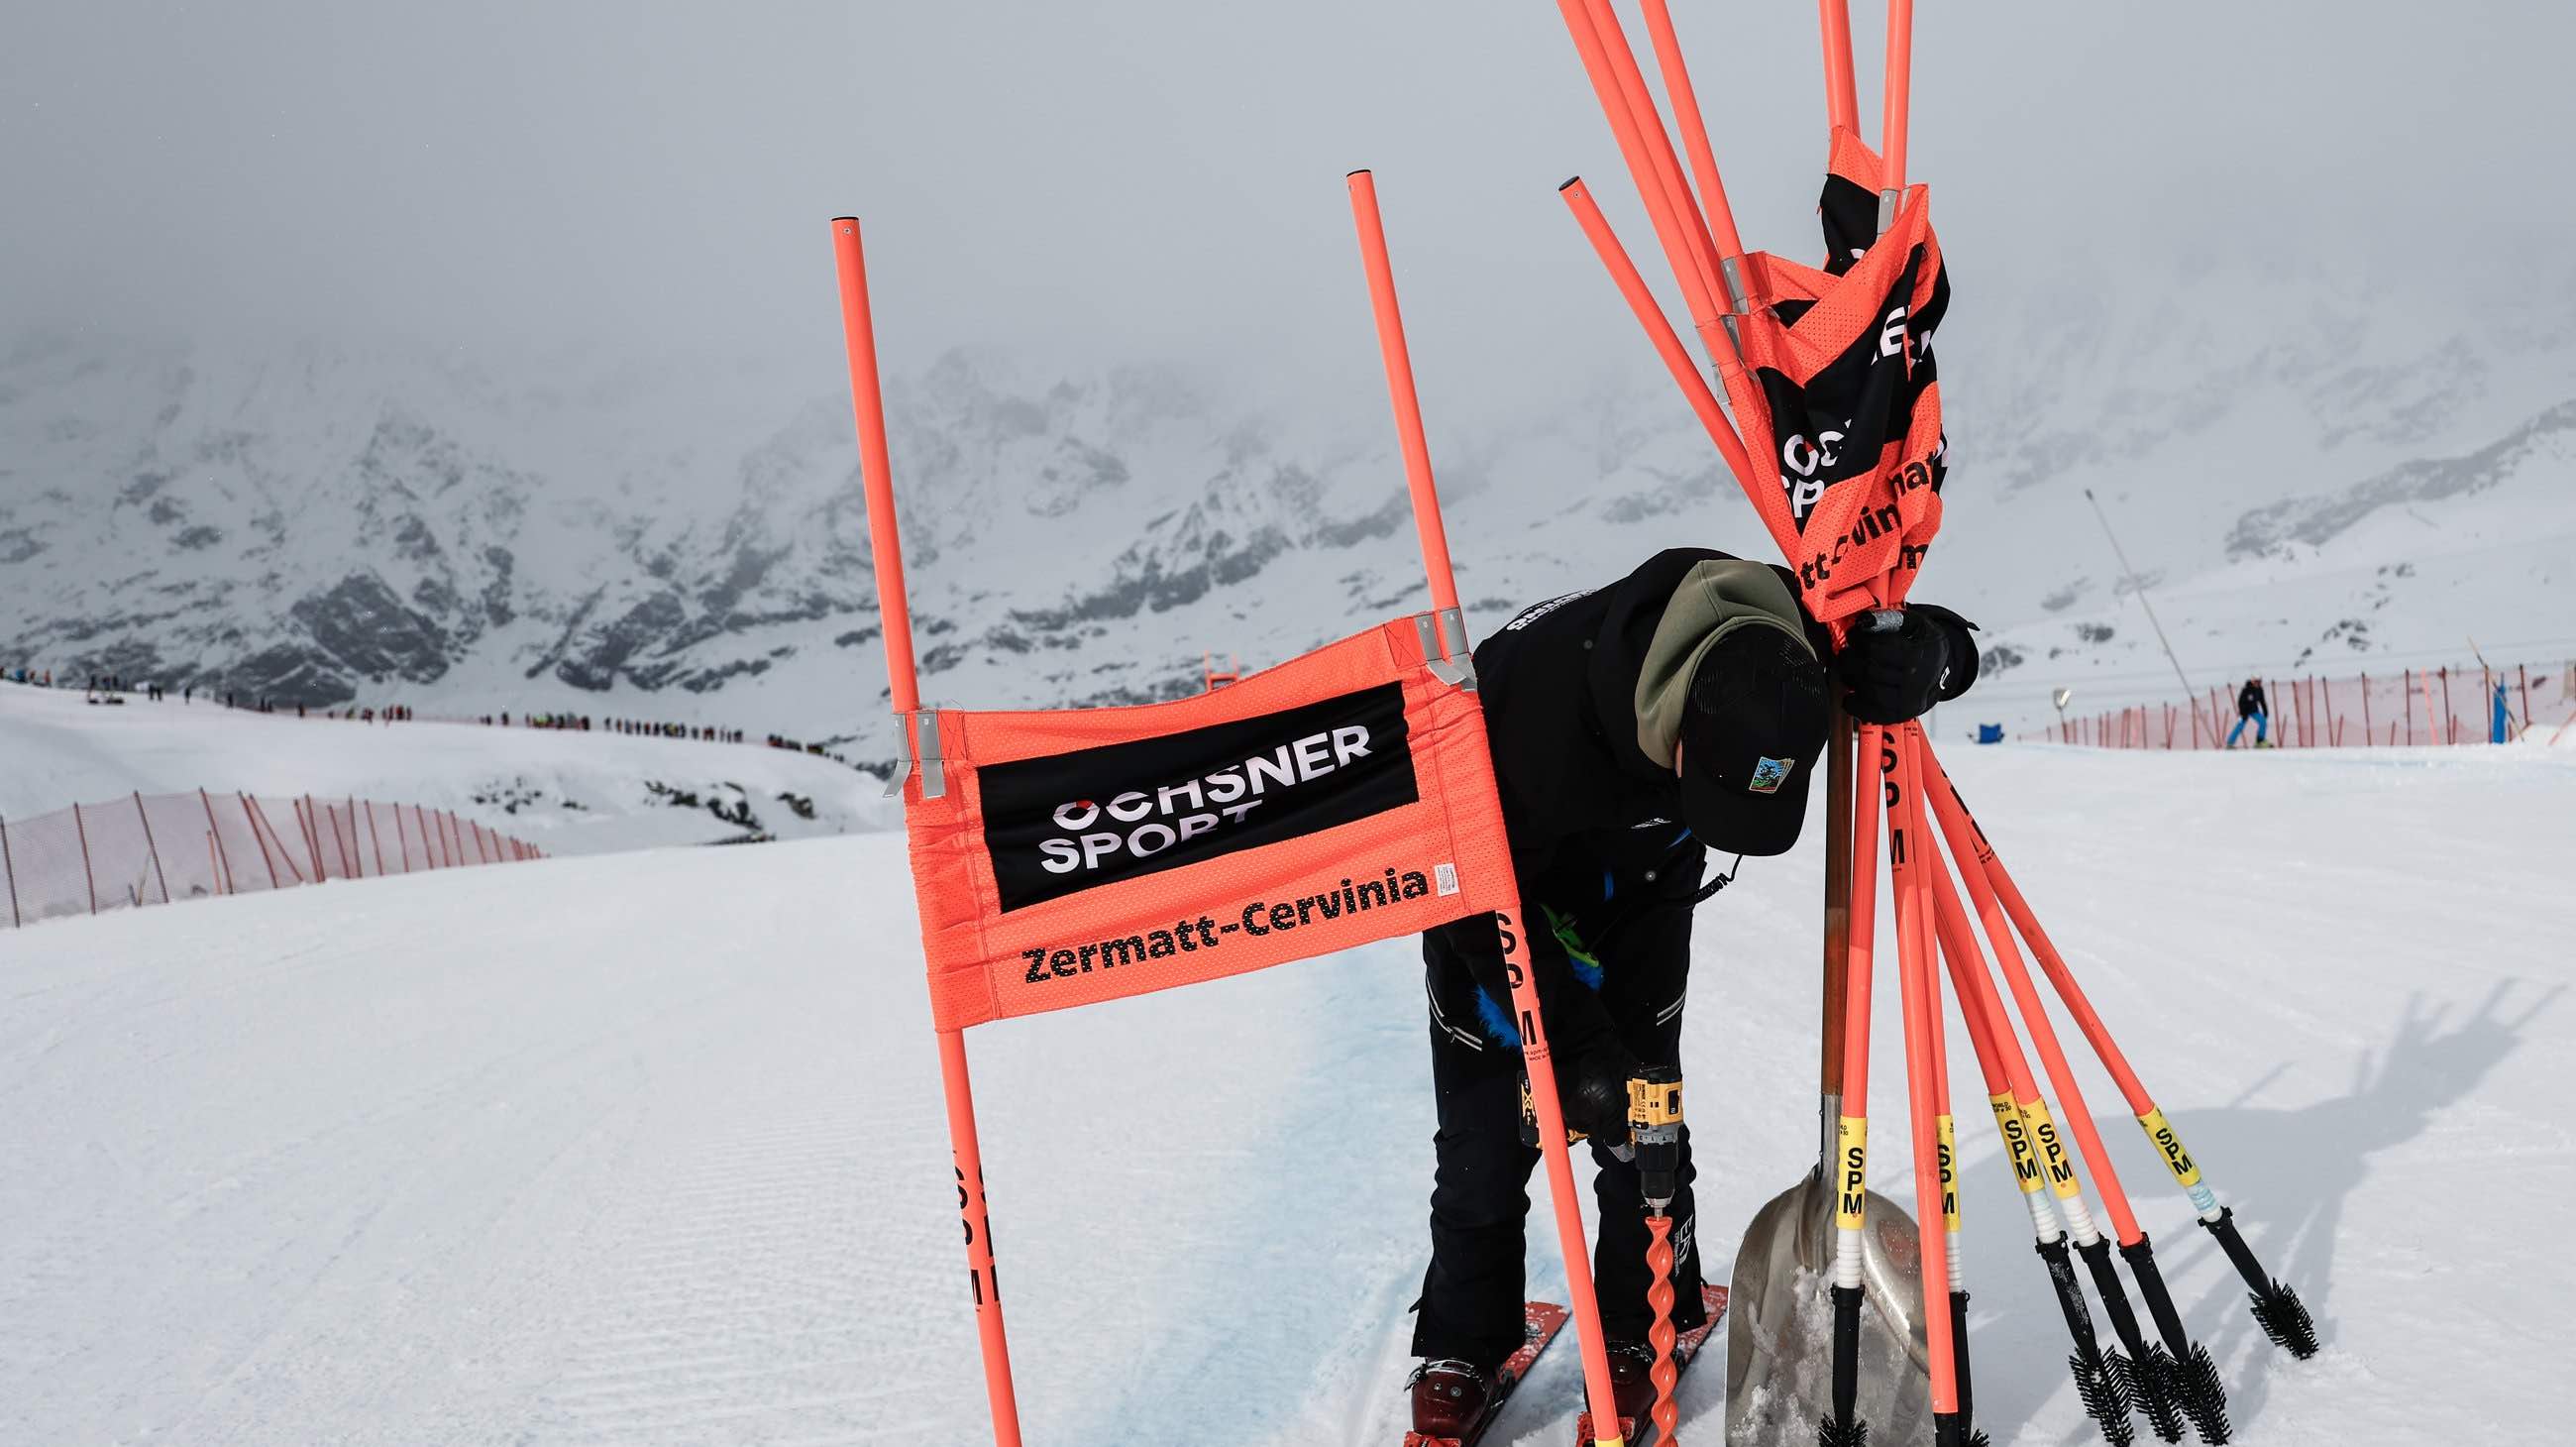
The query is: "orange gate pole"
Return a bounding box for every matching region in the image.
[1817,0,1861,135]
[1350,168,1628,1447]
[1637,0,1752,314]
[1884,729,1961,1428]
[1553,0,1736,379]
[831,215,1023,1447]
[1879,0,1916,227]
[1557,177,1762,496]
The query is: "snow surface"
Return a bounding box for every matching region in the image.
[0,678,894,854]
[5,731,2570,1444]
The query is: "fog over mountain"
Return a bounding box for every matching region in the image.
[5,2,2571,749]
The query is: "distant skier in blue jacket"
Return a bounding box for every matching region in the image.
[2227,679,2270,748]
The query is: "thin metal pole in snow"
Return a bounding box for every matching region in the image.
[2084,489,2209,747]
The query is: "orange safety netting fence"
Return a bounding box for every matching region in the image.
[0,790,544,931]
[2023,657,2576,749]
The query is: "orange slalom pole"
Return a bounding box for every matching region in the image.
[1921,735,2243,1426]
[831,217,923,717]
[1573,0,1727,321]
[1921,742,2155,1116]
[1885,723,1960,1420]
[1915,744,2142,1247]
[1638,0,1751,307]
[1926,840,2085,1237]
[1346,171,1463,655]
[1818,0,1861,135]
[1557,179,1762,499]
[1349,171,1626,1446]
[1553,0,1735,375]
[1880,0,1916,208]
[830,217,1024,1447]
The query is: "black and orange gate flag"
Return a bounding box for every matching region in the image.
[1548,5,2309,1447]
[828,175,1634,1447]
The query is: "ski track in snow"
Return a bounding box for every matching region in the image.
[4,742,2571,1444]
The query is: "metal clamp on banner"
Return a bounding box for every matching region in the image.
[1415,611,1477,691]
[882,711,946,800]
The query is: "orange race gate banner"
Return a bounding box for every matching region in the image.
[903,615,1517,1032]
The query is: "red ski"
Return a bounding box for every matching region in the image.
[1404,1301,1570,1447]
[1571,1284,1730,1447]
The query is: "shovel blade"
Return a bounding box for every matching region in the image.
[1724,1171,1932,1444]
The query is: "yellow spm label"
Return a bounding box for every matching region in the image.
[1991,1092,2042,1193]
[1937,1115,1961,1230]
[2137,1109,2201,1187]
[2024,1099,2082,1199]
[1835,1116,1870,1230]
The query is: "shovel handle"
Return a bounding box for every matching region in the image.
[1819,704,1855,1094]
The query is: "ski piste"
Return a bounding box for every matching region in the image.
[1403,1301,1569,1447]
[1571,1283,1729,1447]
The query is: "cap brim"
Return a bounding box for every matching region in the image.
[1677,752,1813,857]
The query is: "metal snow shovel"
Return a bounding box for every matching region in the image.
[1726,709,1931,1443]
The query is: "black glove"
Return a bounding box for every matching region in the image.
[1835,603,1979,724]
[1556,1044,1641,1147]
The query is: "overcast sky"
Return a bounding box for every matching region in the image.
[4,2,2563,424]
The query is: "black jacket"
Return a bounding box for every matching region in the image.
[2238,681,2267,717]
[1425,548,1827,1059]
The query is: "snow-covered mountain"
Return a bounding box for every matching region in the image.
[5,256,2571,748]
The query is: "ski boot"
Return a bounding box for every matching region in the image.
[1410,1358,1494,1438]
[1607,1339,1662,1423]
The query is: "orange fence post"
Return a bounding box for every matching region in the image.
[1350,169,1628,1443]
[0,815,19,928]
[73,803,98,915]
[2440,666,2454,744]
[366,802,386,876]
[297,796,324,882]
[245,796,298,886]
[201,790,239,893]
[133,792,170,904]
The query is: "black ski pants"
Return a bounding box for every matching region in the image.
[1411,899,1707,1368]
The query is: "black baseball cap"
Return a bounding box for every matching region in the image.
[1675,625,1831,856]
[1631,559,1831,857]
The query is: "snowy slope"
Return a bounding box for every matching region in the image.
[5,741,2569,1444]
[0,679,892,853]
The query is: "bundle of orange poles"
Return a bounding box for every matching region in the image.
[1544,4,2313,1445]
